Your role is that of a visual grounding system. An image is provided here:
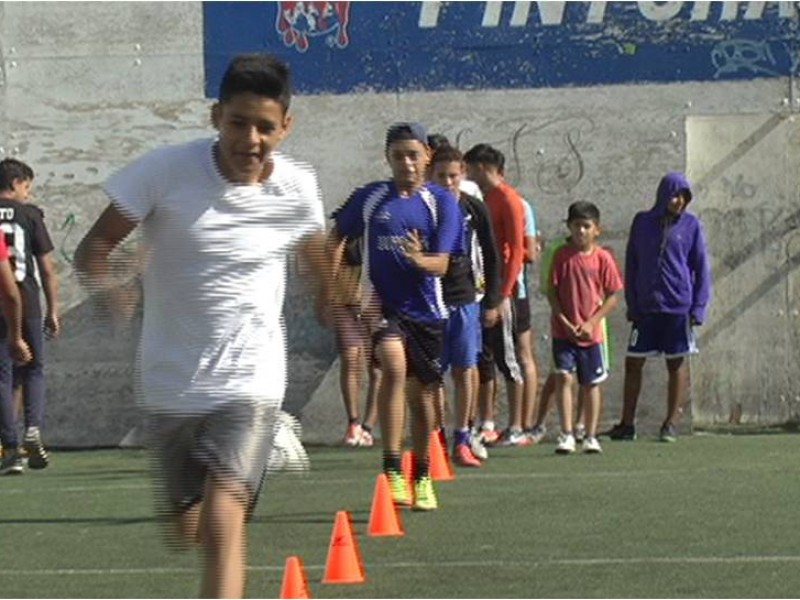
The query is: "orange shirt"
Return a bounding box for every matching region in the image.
[484,181,526,298]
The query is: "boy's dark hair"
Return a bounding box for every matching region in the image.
[431,146,463,166]
[0,158,34,191]
[427,134,451,153]
[218,54,292,112]
[385,122,428,148]
[567,201,601,223]
[463,143,504,170]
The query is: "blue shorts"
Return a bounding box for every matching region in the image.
[626,313,698,359]
[552,339,608,386]
[442,302,482,371]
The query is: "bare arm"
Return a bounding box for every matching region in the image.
[547,285,579,339]
[0,259,31,363]
[524,233,539,263]
[74,203,139,324]
[36,251,60,338]
[401,230,450,276]
[576,292,620,341]
[297,229,334,327]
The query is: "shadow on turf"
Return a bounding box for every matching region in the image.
[0,516,155,525]
[254,510,369,525]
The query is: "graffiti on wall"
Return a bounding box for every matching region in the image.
[204,1,800,96]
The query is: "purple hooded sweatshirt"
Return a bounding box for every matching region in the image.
[625,172,712,324]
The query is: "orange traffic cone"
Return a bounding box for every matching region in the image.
[280,556,311,599]
[401,450,414,496]
[429,429,455,481]
[322,511,366,584]
[368,473,404,537]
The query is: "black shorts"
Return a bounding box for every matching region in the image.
[478,301,524,384]
[515,297,532,334]
[373,309,445,385]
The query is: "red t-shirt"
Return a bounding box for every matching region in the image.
[485,181,526,298]
[0,235,8,261]
[551,243,623,345]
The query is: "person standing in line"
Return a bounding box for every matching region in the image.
[0,159,58,474]
[549,201,623,455]
[464,144,528,446]
[327,228,380,448]
[606,172,711,442]
[429,144,501,467]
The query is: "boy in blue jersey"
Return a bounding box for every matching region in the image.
[332,122,462,511]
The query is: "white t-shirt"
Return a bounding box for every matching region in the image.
[104,138,325,414]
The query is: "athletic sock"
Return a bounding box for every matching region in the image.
[383,452,401,474]
[453,428,470,447]
[414,457,430,481]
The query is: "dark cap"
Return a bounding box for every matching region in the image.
[385,122,428,148]
[566,201,601,223]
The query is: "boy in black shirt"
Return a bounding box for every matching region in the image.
[0,159,59,474]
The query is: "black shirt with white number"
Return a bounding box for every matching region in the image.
[0,200,55,317]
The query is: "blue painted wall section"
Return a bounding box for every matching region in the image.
[203,1,800,96]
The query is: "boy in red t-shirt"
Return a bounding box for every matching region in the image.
[549,201,623,455]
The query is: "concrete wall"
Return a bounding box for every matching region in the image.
[0,2,797,446]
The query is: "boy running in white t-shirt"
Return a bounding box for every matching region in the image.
[75,54,327,598]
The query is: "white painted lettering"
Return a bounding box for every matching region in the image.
[586,1,608,23]
[510,1,531,26]
[424,0,794,29]
[482,1,503,27]
[0,208,15,220]
[690,1,711,21]
[418,1,442,28]
[638,1,684,21]
[745,1,766,19]
[536,1,567,25]
[720,2,740,20]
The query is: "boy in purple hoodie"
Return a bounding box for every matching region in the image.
[607,172,712,442]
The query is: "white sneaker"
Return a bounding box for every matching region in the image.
[358,428,374,448]
[469,434,488,461]
[582,436,603,454]
[268,411,310,474]
[555,433,576,455]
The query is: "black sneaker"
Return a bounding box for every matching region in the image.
[659,423,678,443]
[605,422,637,441]
[23,430,49,470]
[0,449,24,475]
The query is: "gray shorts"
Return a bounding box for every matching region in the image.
[145,402,277,517]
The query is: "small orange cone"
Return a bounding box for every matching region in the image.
[429,429,455,481]
[280,556,311,599]
[368,473,404,537]
[401,450,414,496]
[322,511,366,584]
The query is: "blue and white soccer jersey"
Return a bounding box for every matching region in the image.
[335,181,462,383]
[334,181,462,322]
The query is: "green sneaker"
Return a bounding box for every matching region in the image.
[412,476,438,511]
[387,471,411,506]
